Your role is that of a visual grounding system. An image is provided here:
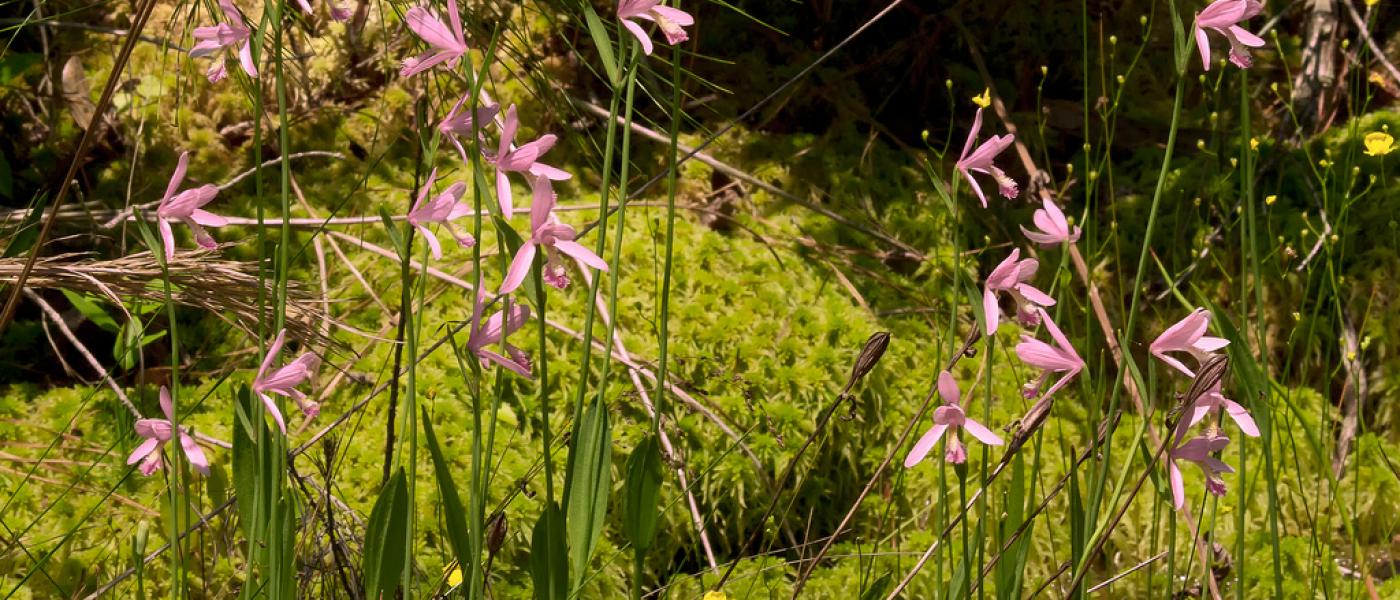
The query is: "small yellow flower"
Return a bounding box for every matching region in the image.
[1265,194,1277,206]
[703,592,730,600]
[1363,131,1394,157]
[447,567,463,587]
[972,88,992,108]
[1371,72,1388,86]
[1365,0,1378,6]
[1250,137,1260,151]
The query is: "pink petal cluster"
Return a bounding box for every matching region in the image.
[983,249,1055,335]
[407,169,475,260]
[127,386,210,476]
[618,0,694,56]
[400,0,468,77]
[1149,307,1229,377]
[1020,198,1081,246]
[956,108,1018,208]
[1185,382,1259,437]
[500,177,609,294]
[156,152,226,260]
[1014,308,1084,403]
[439,95,501,165]
[491,105,571,217]
[252,329,321,434]
[1194,0,1265,71]
[467,281,533,378]
[189,0,257,83]
[1168,432,1234,509]
[905,371,1003,466]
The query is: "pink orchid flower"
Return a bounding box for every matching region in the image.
[500,177,609,294]
[155,151,226,261]
[467,280,533,378]
[956,107,1018,208]
[407,169,475,260]
[491,105,571,217]
[1149,308,1230,378]
[618,0,695,56]
[252,329,321,434]
[983,248,1056,335]
[904,371,1003,467]
[126,386,210,476]
[400,0,468,77]
[1020,197,1081,246]
[1015,307,1084,403]
[1168,433,1234,509]
[1185,382,1259,437]
[439,95,500,165]
[1194,0,1265,71]
[189,0,257,83]
[294,0,351,21]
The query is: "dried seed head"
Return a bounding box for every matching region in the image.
[487,512,508,556]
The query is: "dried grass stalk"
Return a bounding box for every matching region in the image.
[2,251,338,350]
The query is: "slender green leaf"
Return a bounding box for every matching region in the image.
[422,411,473,570]
[621,436,663,552]
[581,3,620,86]
[565,396,612,590]
[363,469,410,598]
[530,501,568,600]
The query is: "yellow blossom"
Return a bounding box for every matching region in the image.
[972,88,992,108]
[1250,137,1260,151]
[703,592,730,600]
[1365,0,1378,6]
[1363,131,1394,157]
[1265,195,1277,205]
[447,567,463,587]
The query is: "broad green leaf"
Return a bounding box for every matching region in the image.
[581,3,620,86]
[565,396,612,591]
[363,469,410,599]
[621,436,663,552]
[231,386,262,542]
[860,572,894,600]
[0,53,41,84]
[422,411,473,576]
[59,290,119,332]
[530,501,568,600]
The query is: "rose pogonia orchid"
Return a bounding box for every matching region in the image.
[956,107,1018,208]
[1185,382,1259,437]
[155,151,226,260]
[500,177,608,294]
[126,386,210,476]
[467,280,533,378]
[491,105,571,217]
[1168,433,1234,509]
[1015,307,1085,403]
[1020,197,1081,246]
[407,169,475,260]
[904,371,1003,467]
[1150,308,1229,378]
[618,0,694,56]
[983,248,1055,335]
[439,96,500,165]
[252,329,321,434]
[1193,0,1265,71]
[400,0,468,77]
[189,0,257,83]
